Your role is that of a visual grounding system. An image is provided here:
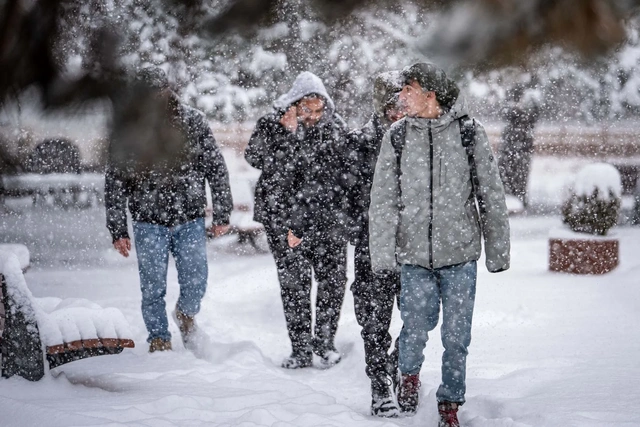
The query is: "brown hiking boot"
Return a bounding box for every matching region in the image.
[148,338,172,353]
[397,373,421,414]
[174,309,197,345]
[438,402,460,427]
[371,375,399,418]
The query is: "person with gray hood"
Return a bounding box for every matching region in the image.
[344,71,404,418]
[245,71,349,370]
[369,63,510,425]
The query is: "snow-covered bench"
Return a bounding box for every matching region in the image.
[0,243,30,272]
[0,253,134,381]
[1,173,104,207]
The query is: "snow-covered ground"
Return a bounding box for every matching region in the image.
[1,156,640,426]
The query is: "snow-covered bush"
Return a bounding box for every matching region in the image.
[562,163,622,236]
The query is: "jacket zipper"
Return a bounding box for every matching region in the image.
[428,123,434,269]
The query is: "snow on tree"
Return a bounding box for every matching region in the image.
[562,163,622,236]
[0,0,639,148]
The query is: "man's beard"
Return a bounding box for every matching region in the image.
[300,118,321,128]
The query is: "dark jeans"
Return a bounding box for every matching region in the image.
[265,224,347,356]
[352,242,400,382]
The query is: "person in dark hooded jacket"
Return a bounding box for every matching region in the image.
[344,71,404,418]
[245,71,349,370]
[105,68,232,353]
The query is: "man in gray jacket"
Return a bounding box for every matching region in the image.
[369,63,510,426]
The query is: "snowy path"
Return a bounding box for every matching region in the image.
[1,205,640,426]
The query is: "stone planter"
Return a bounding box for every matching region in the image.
[549,228,619,274]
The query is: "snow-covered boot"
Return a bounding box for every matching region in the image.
[148,338,172,353]
[174,308,198,347]
[370,376,399,418]
[437,402,460,427]
[397,373,420,414]
[313,341,342,368]
[317,347,341,368]
[281,351,313,369]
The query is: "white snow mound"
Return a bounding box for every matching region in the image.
[573,162,622,200]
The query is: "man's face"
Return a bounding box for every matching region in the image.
[385,104,405,123]
[296,97,325,127]
[398,80,433,117]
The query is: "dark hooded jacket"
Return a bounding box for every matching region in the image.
[246,71,349,242]
[344,71,403,246]
[345,114,387,245]
[245,112,301,227]
[105,104,232,242]
[288,113,349,243]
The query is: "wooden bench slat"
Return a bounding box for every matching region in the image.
[46,338,136,355]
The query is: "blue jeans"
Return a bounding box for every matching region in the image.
[133,218,208,343]
[398,261,477,404]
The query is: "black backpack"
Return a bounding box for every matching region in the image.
[389,116,486,215]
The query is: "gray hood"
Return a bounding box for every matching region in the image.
[273,71,335,115]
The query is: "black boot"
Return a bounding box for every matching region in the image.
[312,338,342,368]
[370,375,399,418]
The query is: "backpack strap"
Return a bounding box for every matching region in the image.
[390,120,407,170]
[389,120,407,211]
[458,115,487,216]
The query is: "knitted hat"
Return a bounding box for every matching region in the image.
[401,63,459,110]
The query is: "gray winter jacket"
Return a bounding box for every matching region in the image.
[369,97,510,273]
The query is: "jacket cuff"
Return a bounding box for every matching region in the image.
[289,225,305,239]
[487,263,509,273]
[210,213,231,226]
[111,230,130,243]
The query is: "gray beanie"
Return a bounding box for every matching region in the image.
[401,63,459,111]
[372,71,404,117]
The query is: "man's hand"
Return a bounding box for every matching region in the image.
[208,224,230,237]
[287,230,302,248]
[113,238,131,258]
[280,106,298,133]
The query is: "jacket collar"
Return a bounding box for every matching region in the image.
[405,95,469,133]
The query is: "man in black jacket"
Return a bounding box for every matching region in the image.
[344,71,404,417]
[246,71,349,369]
[105,68,232,353]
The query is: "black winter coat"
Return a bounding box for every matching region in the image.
[344,114,386,246]
[246,112,349,243]
[105,104,232,242]
[288,114,350,243]
[245,112,302,228]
